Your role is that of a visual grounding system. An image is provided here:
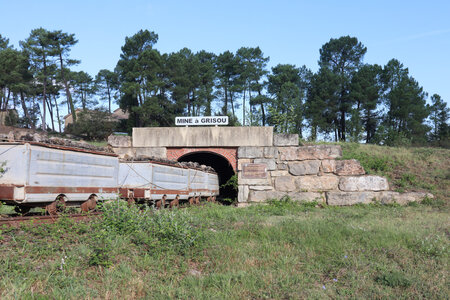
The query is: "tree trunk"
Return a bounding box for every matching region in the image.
[248,86,252,125]
[138,91,143,107]
[192,90,196,116]
[187,91,191,116]
[59,52,76,122]
[4,89,11,110]
[0,88,3,110]
[230,90,235,117]
[20,91,31,128]
[257,89,265,126]
[334,125,338,142]
[311,125,317,141]
[242,88,246,126]
[46,97,55,132]
[340,110,346,141]
[106,83,111,113]
[54,94,61,132]
[365,109,371,143]
[42,53,48,131]
[223,85,228,115]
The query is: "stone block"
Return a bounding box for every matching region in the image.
[379,191,434,205]
[111,147,136,158]
[334,159,365,175]
[238,171,272,185]
[238,185,249,203]
[135,147,167,159]
[326,192,379,206]
[270,170,289,177]
[249,185,274,191]
[238,146,264,158]
[236,203,251,208]
[237,159,252,171]
[321,160,336,173]
[274,176,296,192]
[277,162,288,170]
[288,192,326,203]
[264,147,279,158]
[248,190,285,202]
[133,126,273,147]
[288,160,321,175]
[273,134,299,146]
[254,158,277,171]
[295,175,339,191]
[339,176,389,192]
[108,135,132,147]
[279,145,342,161]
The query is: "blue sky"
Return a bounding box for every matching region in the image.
[1,0,449,113]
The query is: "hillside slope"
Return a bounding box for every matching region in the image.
[334,143,449,203]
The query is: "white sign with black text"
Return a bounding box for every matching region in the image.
[175,116,229,126]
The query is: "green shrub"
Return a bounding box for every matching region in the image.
[99,200,152,235]
[148,210,203,254]
[65,109,116,141]
[88,230,113,267]
[341,144,392,174]
[99,200,203,255]
[0,161,6,176]
[420,196,445,207]
[5,110,19,126]
[220,174,238,192]
[418,234,448,257]
[375,271,411,287]
[396,173,417,188]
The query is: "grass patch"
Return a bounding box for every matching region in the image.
[339,143,450,202]
[0,201,448,299]
[86,140,108,147]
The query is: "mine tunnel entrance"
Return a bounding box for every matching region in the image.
[178,151,236,203]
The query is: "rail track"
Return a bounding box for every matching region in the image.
[0,212,102,227]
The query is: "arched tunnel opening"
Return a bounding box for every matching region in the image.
[178,151,237,203]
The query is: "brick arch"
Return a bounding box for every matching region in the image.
[166,147,237,171]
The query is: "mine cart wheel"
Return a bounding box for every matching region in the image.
[14,206,31,215]
[81,195,98,213]
[127,198,135,206]
[46,196,67,216]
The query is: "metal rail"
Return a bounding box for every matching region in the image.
[0,212,102,227]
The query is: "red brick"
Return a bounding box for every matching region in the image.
[166,147,237,171]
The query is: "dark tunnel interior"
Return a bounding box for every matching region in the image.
[178,151,236,202]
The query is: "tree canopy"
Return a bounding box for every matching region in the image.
[1,29,447,146]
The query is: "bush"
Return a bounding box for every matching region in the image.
[99,200,152,234]
[148,210,203,254]
[376,271,411,287]
[5,109,19,126]
[99,200,203,255]
[88,230,113,267]
[418,234,448,257]
[0,161,6,176]
[65,109,116,141]
[341,143,392,174]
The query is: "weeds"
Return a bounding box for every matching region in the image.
[375,271,411,288]
[0,161,6,176]
[0,200,448,299]
[98,200,203,255]
[418,234,448,257]
[340,143,449,202]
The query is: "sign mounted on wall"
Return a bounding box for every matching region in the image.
[175,116,229,126]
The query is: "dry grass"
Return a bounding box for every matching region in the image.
[337,143,449,202]
[0,201,448,299]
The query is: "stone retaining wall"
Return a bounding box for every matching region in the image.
[237,137,432,206]
[108,131,432,206]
